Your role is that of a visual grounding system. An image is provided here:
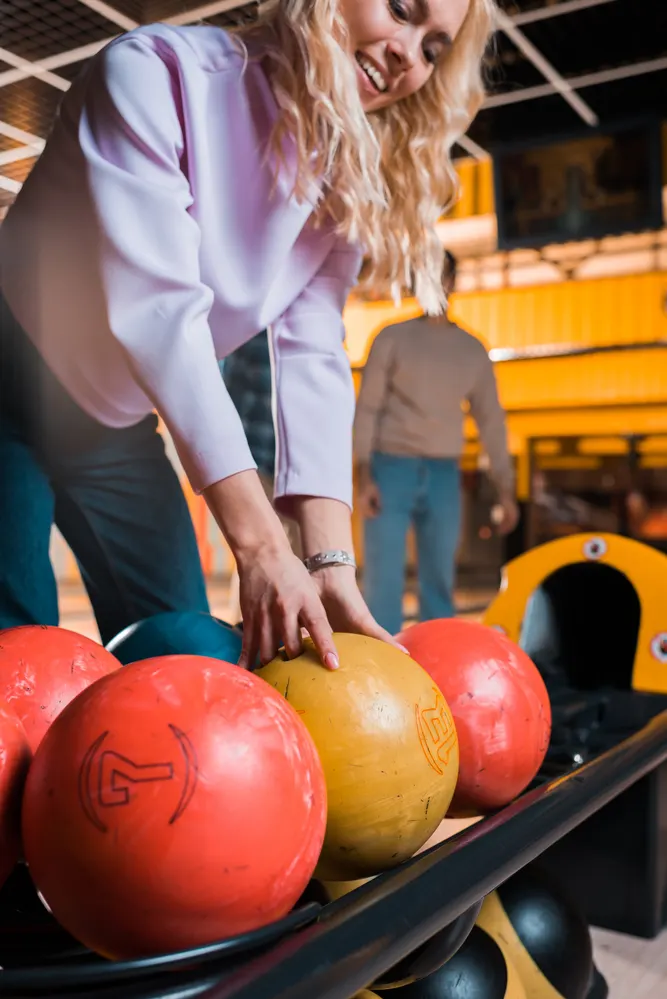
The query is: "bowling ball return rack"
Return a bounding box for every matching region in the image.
[0,711,666,999]
[532,681,667,939]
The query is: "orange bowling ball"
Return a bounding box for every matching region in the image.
[0,626,121,753]
[0,704,31,887]
[397,620,551,814]
[22,655,327,959]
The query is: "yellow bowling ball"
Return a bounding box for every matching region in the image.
[257,634,459,880]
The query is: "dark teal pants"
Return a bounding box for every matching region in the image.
[0,293,209,644]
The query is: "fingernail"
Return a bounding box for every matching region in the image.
[325,653,340,671]
[398,644,410,655]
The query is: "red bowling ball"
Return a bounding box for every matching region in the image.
[0,626,121,753]
[397,619,551,814]
[22,654,327,959]
[0,704,31,887]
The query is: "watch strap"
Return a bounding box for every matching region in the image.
[303,550,357,573]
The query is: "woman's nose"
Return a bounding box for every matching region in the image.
[386,32,420,73]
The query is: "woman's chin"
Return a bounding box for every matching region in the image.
[358,91,388,113]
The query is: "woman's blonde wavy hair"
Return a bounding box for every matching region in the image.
[235,0,497,313]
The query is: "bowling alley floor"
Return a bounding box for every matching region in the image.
[58,577,667,997]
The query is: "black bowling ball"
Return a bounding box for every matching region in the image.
[477,865,595,999]
[297,880,481,990]
[587,966,609,999]
[379,924,524,998]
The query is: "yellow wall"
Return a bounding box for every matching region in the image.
[449,272,667,353]
[492,348,667,412]
[345,271,667,364]
[447,158,495,219]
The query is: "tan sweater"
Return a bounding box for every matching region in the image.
[353,317,514,493]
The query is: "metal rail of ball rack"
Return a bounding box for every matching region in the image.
[3,711,667,999]
[211,711,667,999]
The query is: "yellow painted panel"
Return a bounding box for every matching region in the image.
[492,348,667,411]
[444,159,496,219]
[517,450,531,501]
[450,160,476,219]
[477,158,495,217]
[484,534,667,695]
[533,441,562,455]
[578,437,628,454]
[449,272,667,352]
[640,436,667,453]
[344,274,667,370]
[465,406,667,447]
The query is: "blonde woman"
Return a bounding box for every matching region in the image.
[0,0,495,670]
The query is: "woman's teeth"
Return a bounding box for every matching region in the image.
[356,54,388,93]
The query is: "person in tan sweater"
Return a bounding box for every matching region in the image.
[354,251,518,634]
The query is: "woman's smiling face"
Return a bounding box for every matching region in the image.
[339,0,471,111]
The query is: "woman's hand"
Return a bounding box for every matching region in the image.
[311,564,405,650]
[203,474,404,669]
[203,471,341,670]
[235,544,340,670]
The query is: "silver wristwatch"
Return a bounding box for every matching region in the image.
[303,550,357,573]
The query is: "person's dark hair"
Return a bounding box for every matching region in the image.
[406,248,457,300]
[443,250,457,285]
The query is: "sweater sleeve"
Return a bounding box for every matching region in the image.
[467,344,514,494]
[270,238,362,510]
[76,31,256,492]
[352,329,395,466]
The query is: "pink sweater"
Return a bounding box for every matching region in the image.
[0,23,362,506]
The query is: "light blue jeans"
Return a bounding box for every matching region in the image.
[363,453,461,635]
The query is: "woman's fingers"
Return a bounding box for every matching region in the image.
[238,611,260,670]
[281,608,304,661]
[301,597,339,670]
[335,605,409,655]
[259,606,280,666]
[239,588,406,671]
[356,612,408,652]
[234,551,354,671]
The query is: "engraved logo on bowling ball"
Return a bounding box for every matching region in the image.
[415,688,457,776]
[78,725,198,833]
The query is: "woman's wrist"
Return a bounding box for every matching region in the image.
[289,496,355,560]
[202,470,292,564]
